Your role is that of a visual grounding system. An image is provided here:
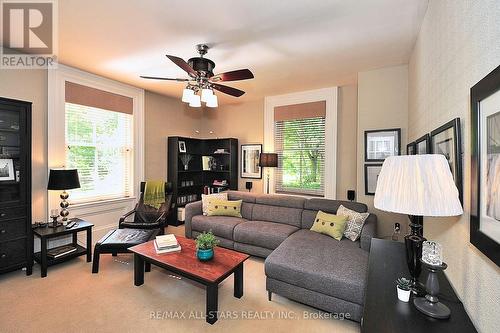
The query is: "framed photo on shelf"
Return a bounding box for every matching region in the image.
[430,118,462,201]
[364,128,401,162]
[178,141,187,153]
[241,144,262,179]
[407,141,416,155]
[364,164,383,196]
[0,159,15,181]
[470,65,500,267]
[415,134,431,154]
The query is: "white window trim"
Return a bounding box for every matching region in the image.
[47,64,144,214]
[264,87,338,199]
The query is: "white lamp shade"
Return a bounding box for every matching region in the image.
[201,88,213,102]
[206,94,218,108]
[189,94,201,107]
[181,88,194,103]
[374,155,463,216]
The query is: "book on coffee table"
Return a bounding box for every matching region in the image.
[154,240,181,254]
[155,234,178,249]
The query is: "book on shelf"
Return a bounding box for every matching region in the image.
[47,245,77,258]
[204,185,227,194]
[212,179,228,186]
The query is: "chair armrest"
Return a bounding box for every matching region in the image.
[185,200,203,239]
[360,214,377,252]
[119,208,136,225]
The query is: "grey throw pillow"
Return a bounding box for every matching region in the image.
[338,205,369,241]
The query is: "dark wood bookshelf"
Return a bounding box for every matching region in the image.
[0,97,32,276]
[167,136,238,226]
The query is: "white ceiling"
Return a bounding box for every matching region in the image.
[58,0,428,105]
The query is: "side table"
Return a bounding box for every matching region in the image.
[32,218,94,278]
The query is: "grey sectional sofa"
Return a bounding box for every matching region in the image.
[184,191,377,322]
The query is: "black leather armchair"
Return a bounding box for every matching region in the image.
[119,182,173,235]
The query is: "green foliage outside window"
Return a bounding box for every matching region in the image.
[276,117,325,195]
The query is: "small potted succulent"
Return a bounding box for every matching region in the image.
[195,231,220,261]
[396,277,412,302]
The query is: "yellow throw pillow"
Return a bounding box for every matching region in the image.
[206,199,242,218]
[310,211,348,240]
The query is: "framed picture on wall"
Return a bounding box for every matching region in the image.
[241,144,262,179]
[415,134,431,154]
[470,64,500,267]
[407,141,416,155]
[430,118,462,202]
[364,164,383,196]
[364,128,401,162]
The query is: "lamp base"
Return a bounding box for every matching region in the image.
[414,297,451,319]
[414,261,450,319]
[405,216,426,294]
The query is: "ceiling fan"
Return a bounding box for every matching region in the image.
[140,44,254,107]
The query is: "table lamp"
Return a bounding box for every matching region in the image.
[259,153,278,194]
[374,155,463,293]
[48,169,81,222]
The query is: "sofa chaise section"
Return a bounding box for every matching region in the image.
[265,229,369,321]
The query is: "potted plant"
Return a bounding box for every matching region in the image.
[396,277,412,302]
[195,231,220,261]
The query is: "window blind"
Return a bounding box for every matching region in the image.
[274,116,325,196]
[65,102,133,203]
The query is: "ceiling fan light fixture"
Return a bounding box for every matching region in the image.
[201,88,213,102]
[182,88,194,103]
[206,94,218,108]
[189,93,201,107]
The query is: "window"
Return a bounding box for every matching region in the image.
[274,115,326,196]
[65,102,133,203]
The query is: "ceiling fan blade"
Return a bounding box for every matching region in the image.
[140,75,189,82]
[211,83,245,97]
[166,55,198,77]
[211,69,254,82]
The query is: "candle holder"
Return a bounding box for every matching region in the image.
[413,259,450,319]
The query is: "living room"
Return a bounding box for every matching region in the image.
[0,0,498,332]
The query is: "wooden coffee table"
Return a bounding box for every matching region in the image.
[129,236,250,324]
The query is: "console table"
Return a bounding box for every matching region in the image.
[362,238,477,333]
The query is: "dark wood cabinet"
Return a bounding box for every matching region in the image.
[0,97,32,275]
[167,137,238,226]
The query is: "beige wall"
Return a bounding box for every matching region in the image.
[336,85,358,200]
[408,1,500,332]
[144,91,203,180]
[0,69,48,221]
[357,65,409,238]
[204,99,265,193]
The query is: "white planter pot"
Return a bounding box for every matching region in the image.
[397,287,411,302]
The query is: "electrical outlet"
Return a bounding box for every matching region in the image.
[394,223,401,232]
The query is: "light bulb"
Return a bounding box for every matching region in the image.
[206,94,218,108]
[189,94,201,107]
[181,88,194,103]
[201,88,213,102]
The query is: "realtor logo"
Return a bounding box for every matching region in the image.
[1,0,57,68]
